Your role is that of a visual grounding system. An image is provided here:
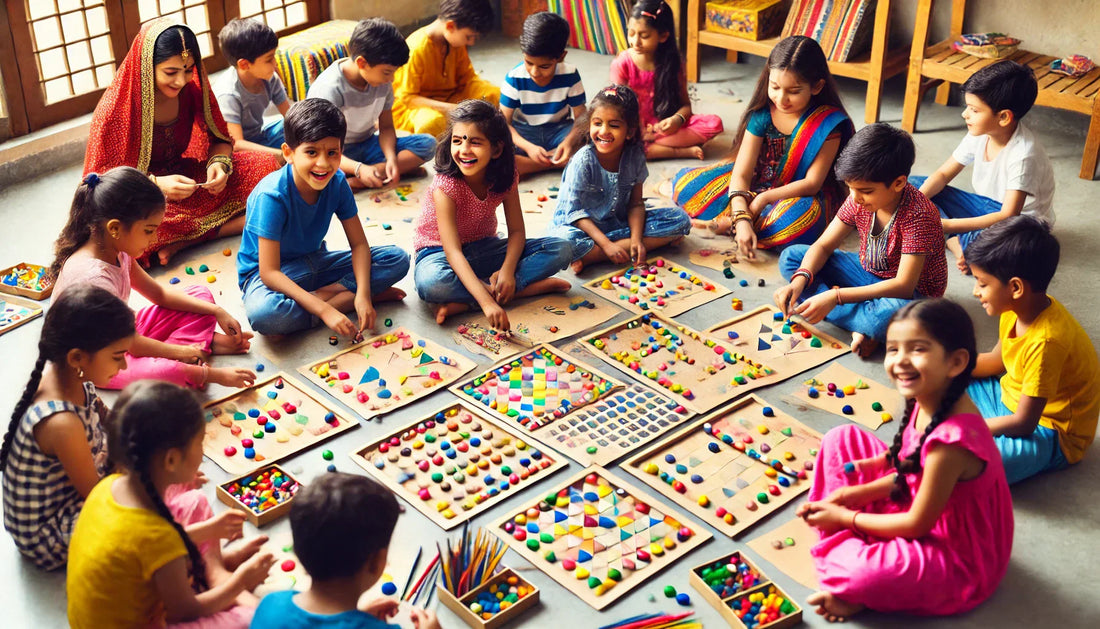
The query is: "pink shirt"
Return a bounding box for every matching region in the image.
[412,171,518,251]
[53,251,132,302]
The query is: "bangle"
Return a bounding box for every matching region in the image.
[354,162,363,179]
[728,189,756,202]
[206,154,233,176]
[851,511,862,534]
[148,173,157,186]
[675,112,687,125]
[792,268,813,285]
[834,286,843,305]
[198,364,209,388]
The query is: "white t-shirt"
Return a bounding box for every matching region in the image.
[951,122,1056,225]
[306,59,393,144]
[213,70,287,141]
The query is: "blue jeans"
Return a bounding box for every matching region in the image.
[780,245,919,342]
[549,207,692,262]
[414,236,572,304]
[343,133,436,164]
[247,118,286,149]
[908,175,1000,251]
[513,119,574,154]
[967,376,1070,484]
[242,243,409,335]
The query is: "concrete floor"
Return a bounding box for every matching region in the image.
[2,34,1098,628]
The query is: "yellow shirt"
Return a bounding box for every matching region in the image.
[999,297,1100,463]
[393,26,480,104]
[67,474,187,629]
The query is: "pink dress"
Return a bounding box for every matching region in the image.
[808,415,1013,615]
[412,171,518,251]
[52,251,217,390]
[609,52,723,146]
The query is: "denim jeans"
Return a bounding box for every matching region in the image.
[248,118,286,149]
[967,376,1070,484]
[242,243,409,335]
[780,245,919,342]
[549,206,692,262]
[908,175,1001,250]
[414,236,571,303]
[343,132,437,164]
[513,119,574,154]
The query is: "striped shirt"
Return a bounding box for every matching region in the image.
[500,62,585,126]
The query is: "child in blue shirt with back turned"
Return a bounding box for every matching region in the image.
[215,17,290,158]
[238,99,409,338]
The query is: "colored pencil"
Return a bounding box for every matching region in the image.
[400,547,423,599]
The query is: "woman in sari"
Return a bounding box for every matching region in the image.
[84,20,279,265]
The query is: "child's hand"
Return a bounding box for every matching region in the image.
[214,309,244,341]
[629,239,647,266]
[233,550,276,592]
[355,293,376,333]
[409,606,442,629]
[773,283,803,317]
[160,174,198,201]
[208,367,257,389]
[360,597,399,620]
[642,125,658,143]
[385,159,400,186]
[526,144,553,165]
[206,509,246,542]
[204,162,229,195]
[824,486,871,510]
[601,242,630,265]
[794,291,836,324]
[655,115,683,136]
[321,306,359,338]
[749,192,770,215]
[357,165,385,188]
[800,501,856,536]
[490,271,516,305]
[190,470,209,489]
[173,343,209,365]
[484,302,510,331]
[551,142,573,165]
[734,220,757,260]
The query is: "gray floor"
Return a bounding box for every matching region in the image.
[2,34,1098,628]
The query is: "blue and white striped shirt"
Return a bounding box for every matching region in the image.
[500,62,586,126]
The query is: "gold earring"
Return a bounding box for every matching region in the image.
[77,367,85,378]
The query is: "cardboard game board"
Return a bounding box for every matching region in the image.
[687,240,783,282]
[349,401,569,529]
[156,249,235,291]
[582,257,731,317]
[202,374,357,475]
[747,517,821,590]
[580,313,783,415]
[707,305,849,381]
[622,394,823,538]
[299,327,476,421]
[789,362,904,430]
[0,295,42,337]
[491,466,712,610]
[452,293,621,358]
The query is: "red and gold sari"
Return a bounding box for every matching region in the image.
[84,19,278,260]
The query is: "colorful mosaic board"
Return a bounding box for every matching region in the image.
[0,295,42,337]
[707,305,849,381]
[623,394,823,538]
[580,313,781,415]
[202,374,357,475]
[349,402,568,530]
[790,362,904,431]
[452,293,621,358]
[582,257,731,317]
[491,466,712,610]
[299,327,476,421]
[687,242,782,282]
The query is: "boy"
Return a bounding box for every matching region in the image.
[501,12,586,176]
[215,17,290,157]
[238,99,410,338]
[250,473,441,629]
[965,216,1099,484]
[307,18,436,189]
[913,60,1055,274]
[391,0,500,137]
[775,123,947,357]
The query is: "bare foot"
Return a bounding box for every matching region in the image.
[570,259,585,274]
[156,240,189,266]
[374,286,407,302]
[212,331,254,355]
[516,277,571,298]
[850,333,879,359]
[677,146,705,160]
[433,302,470,324]
[222,535,269,572]
[807,591,864,622]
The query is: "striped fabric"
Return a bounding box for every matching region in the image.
[548,0,630,55]
[782,0,875,62]
[500,62,586,125]
[274,20,356,102]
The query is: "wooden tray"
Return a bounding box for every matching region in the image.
[437,567,540,629]
[215,463,303,527]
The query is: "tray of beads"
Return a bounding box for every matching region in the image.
[0,262,54,300]
[437,567,539,629]
[582,256,730,317]
[216,464,303,526]
[690,551,802,629]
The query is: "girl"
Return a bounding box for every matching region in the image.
[1,286,134,570]
[549,85,692,272]
[84,20,279,265]
[50,167,256,390]
[673,36,853,258]
[611,1,723,160]
[797,299,1012,621]
[412,99,573,329]
[67,381,275,628]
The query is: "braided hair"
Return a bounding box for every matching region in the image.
[884,299,977,503]
[108,381,209,592]
[0,286,134,472]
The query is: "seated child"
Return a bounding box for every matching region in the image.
[250,473,441,629]
[965,216,1099,484]
[307,18,436,189]
[912,60,1055,274]
[1,286,133,570]
[412,99,572,329]
[774,123,947,357]
[215,17,291,157]
[67,381,274,628]
[799,299,1012,622]
[501,12,586,176]
[611,1,723,160]
[239,99,410,337]
[549,85,692,272]
[392,0,500,137]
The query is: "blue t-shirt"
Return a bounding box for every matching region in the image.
[238,164,358,284]
[250,591,400,629]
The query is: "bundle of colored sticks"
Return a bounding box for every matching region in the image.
[599,611,700,629]
[439,523,508,597]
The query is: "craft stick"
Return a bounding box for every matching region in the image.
[600,613,661,629]
[400,547,423,599]
[404,552,440,602]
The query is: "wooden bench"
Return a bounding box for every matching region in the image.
[902,0,1100,180]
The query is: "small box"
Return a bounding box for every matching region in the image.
[0,263,54,300]
[705,0,791,41]
[216,463,303,527]
[690,551,802,629]
[437,567,539,629]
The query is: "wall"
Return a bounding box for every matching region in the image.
[330,0,439,29]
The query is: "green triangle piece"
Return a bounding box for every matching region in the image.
[781,427,793,436]
[419,353,434,364]
[810,336,823,348]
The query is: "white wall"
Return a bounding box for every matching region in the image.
[330,0,439,29]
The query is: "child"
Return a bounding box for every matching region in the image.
[50,167,256,390]
[501,12,586,176]
[1,286,133,570]
[307,18,436,189]
[67,381,275,628]
[251,474,441,629]
[774,123,947,357]
[610,1,723,160]
[413,99,572,329]
[391,0,500,137]
[239,99,410,337]
[215,17,290,158]
[964,216,1099,484]
[549,85,692,273]
[798,299,1012,621]
[674,35,853,258]
[913,61,1055,274]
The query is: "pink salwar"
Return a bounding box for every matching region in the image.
[807,416,1013,616]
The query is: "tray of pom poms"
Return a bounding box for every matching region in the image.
[689,550,802,629]
[437,567,539,629]
[216,463,303,526]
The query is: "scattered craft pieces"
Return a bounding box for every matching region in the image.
[583,256,731,317]
[746,517,821,590]
[452,293,621,358]
[0,295,43,337]
[215,464,302,526]
[438,567,539,626]
[0,262,54,299]
[686,240,782,282]
[690,549,803,628]
[790,363,904,430]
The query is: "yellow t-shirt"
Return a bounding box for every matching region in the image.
[67,474,188,629]
[999,297,1100,463]
[393,26,478,104]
